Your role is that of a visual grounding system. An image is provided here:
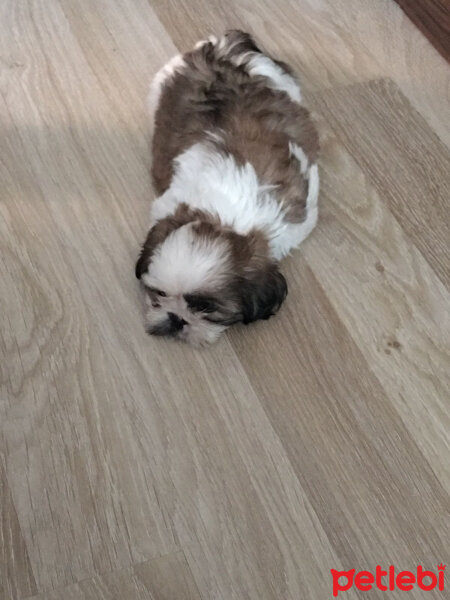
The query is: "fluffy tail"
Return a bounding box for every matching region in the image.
[195,30,262,59]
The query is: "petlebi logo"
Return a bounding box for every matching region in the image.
[330,564,445,597]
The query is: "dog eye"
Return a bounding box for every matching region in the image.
[184,294,217,313]
[147,287,166,297]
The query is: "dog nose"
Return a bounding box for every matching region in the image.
[168,312,187,332]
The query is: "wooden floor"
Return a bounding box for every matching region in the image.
[1,1,449,599]
[394,0,450,63]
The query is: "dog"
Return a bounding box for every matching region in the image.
[136,30,319,346]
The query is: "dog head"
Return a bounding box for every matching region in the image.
[135,206,287,346]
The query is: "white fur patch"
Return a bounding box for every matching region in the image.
[148,54,186,122]
[151,142,286,237]
[289,142,309,175]
[151,142,318,260]
[271,164,319,259]
[142,223,230,295]
[245,54,302,103]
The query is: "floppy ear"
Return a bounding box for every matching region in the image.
[239,263,287,324]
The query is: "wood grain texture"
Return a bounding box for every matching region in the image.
[1,0,450,599]
[27,551,202,600]
[394,0,450,63]
[313,78,450,291]
[316,0,450,148]
[0,459,37,600]
[301,104,450,493]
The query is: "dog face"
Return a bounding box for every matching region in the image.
[135,210,287,346]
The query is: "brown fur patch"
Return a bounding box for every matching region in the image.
[226,228,270,272]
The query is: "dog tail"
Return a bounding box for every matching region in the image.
[221,30,262,54]
[194,30,262,59]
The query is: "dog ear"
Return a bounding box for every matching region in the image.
[239,263,287,324]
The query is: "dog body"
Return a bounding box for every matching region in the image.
[136,31,319,345]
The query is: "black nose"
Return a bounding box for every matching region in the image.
[168,312,187,332]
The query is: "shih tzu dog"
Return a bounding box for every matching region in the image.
[136,30,319,346]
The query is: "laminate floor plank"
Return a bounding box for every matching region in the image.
[314,78,450,291]
[394,0,450,63]
[0,459,37,600]
[317,0,450,147]
[303,86,450,493]
[27,551,202,600]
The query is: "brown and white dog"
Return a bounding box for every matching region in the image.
[136,31,319,346]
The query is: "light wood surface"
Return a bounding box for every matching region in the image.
[1,1,449,599]
[394,0,450,63]
[26,552,202,600]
